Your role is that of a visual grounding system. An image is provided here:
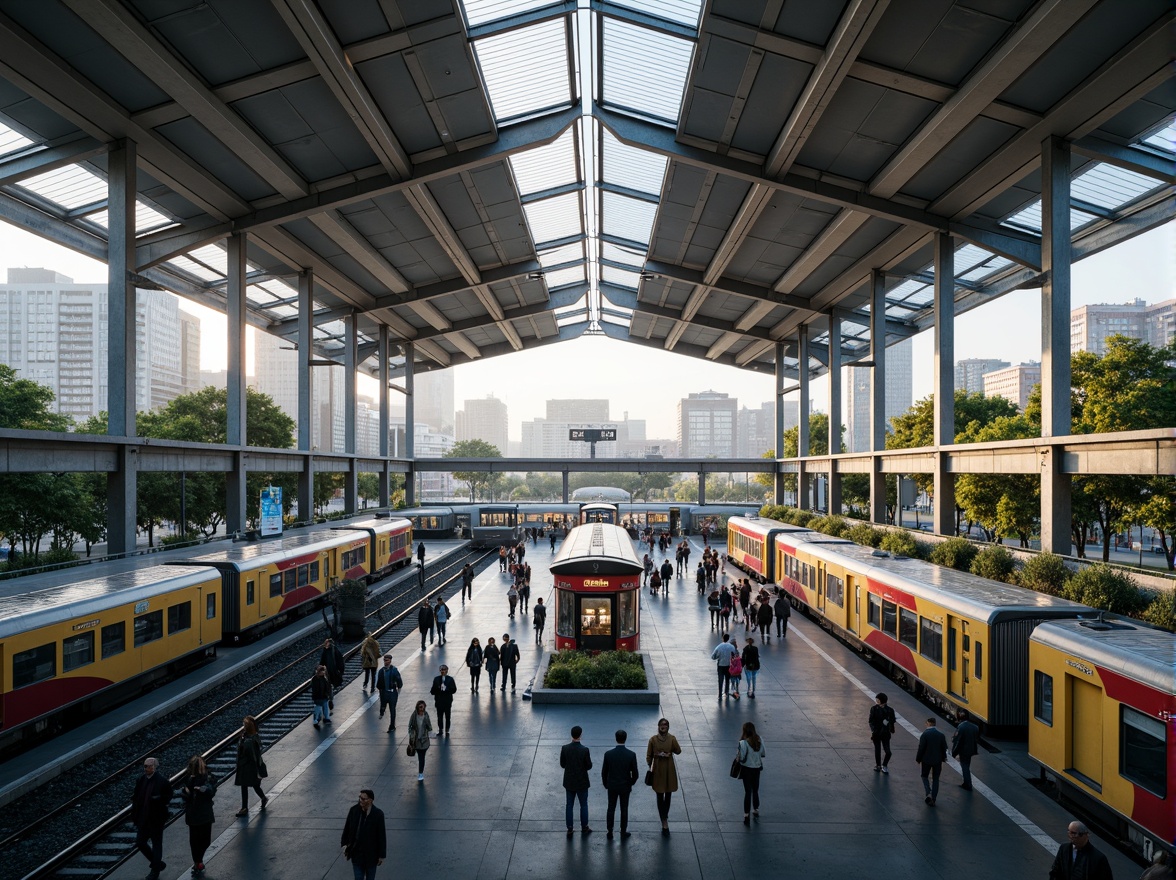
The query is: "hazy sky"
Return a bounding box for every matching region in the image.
[1,220,1171,441]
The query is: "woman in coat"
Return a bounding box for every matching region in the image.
[181,755,216,877]
[483,637,501,691]
[737,721,767,824]
[233,715,267,816]
[360,632,381,689]
[465,638,484,693]
[408,701,433,781]
[646,718,682,836]
[741,637,761,699]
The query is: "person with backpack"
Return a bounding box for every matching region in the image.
[728,648,743,700]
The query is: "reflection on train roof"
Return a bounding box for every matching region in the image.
[176,530,363,568]
[0,565,217,634]
[1032,619,1176,695]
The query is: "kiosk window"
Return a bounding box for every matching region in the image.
[556,591,576,637]
[102,622,126,658]
[618,591,637,637]
[580,598,612,636]
[63,632,95,671]
[14,643,56,688]
[1034,671,1053,725]
[1121,706,1166,797]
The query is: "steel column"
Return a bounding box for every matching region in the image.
[774,342,787,505]
[343,312,358,513]
[797,325,810,510]
[827,313,842,515]
[297,269,314,523]
[225,232,247,534]
[378,325,390,507]
[404,342,415,506]
[932,233,955,537]
[869,270,888,524]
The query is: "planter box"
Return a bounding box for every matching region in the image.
[529,652,661,705]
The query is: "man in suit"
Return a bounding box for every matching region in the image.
[341,789,387,880]
[1049,820,1114,880]
[429,664,458,735]
[560,725,593,835]
[601,729,639,839]
[131,756,174,880]
[500,633,521,691]
[915,717,948,805]
[376,654,402,732]
[951,709,980,791]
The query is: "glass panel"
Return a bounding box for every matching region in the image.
[168,601,192,634]
[617,590,637,637]
[206,592,217,620]
[881,600,897,638]
[1034,670,1053,725]
[460,0,555,28]
[601,16,694,124]
[134,610,164,646]
[602,129,667,195]
[557,589,576,636]
[510,128,578,195]
[13,644,56,688]
[1072,163,1162,210]
[1120,706,1165,797]
[270,573,283,597]
[580,596,613,635]
[102,621,126,658]
[899,608,918,649]
[63,632,95,671]
[524,191,584,243]
[474,18,572,122]
[0,121,34,157]
[18,164,106,209]
[867,593,881,628]
[919,617,942,664]
[607,0,702,28]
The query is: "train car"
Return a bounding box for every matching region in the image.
[550,524,644,651]
[726,515,811,583]
[397,506,457,539]
[1029,619,1175,857]
[579,501,619,524]
[0,565,222,746]
[335,516,413,580]
[774,531,1092,727]
[172,530,369,642]
[470,504,520,548]
[696,505,760,542]
[517,503,579,535]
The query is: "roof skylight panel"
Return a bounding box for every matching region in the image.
[1141,123,1175,153]
[601,241,645,266]
[166,255,224,283]
[88,202,178,236]
[18,164,106,210]
[538,240,585,267]
[601,264,640,288]
[601,190,658,245]
[524,190,584,244]
[473,18,573,123]
[460,0,558,29]
[601,16,694,124]
[543,264,586,289]
[1071,163,1162,210]
[604,0,703,29]
[509,129,579,196]
[0,122,33,158]
[1000,200,1100,234]
[601,129,667,196]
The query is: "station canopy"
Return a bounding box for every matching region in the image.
[0,0,1171,381]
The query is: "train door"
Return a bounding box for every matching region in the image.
[578,595,615,651]
[816,565,826,614]
[1068,677,1103,787]
[947,617,970,701]
[849,576,860,634]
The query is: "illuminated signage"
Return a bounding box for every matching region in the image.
[569,428,617,442]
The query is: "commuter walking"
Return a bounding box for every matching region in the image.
[560,725,593,835]
[649,568,662,595]
[736,722,766,825]
[483,637,501,691]
[660,558,674,587]
[550,531,557,552]
[416,542,426,565]
[741,637,760,698]
[500,633,520,692]
[132,756,173,880]
[460,563,474,603]
[915,717,948,806]
[697,563,708,596]
[711,633,738,698]
[320,638,345,699]
[341,789,387,880]
[434,597,449,646]
[533,597,547,644]
[646,718,681,836]
[465,638,483,693]
[707,588,721,628]
[755,599,773,644]
[499,545,508,571]
[360,632,381,690]
[519,566,531,613]
[952,709,980,791]
[869,692,895,773]
[1049,820,1114,880]
[417,599,435,652]
[1139,849,1171,880]
[507,583,519,619]
[430,664,457,736]
[407,702,432,781]
[774,589,791,639]
[234,716,268,816]
[376,655,402,732]
[180,755,216,878]
[728,649,743,700]
[601,729,639,839]
[311,664,332,728]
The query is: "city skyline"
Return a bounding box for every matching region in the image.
[0,219,1171,442]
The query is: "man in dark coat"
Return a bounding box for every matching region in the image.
[376,654,403,732]
[951,709,981,791]
[601,729,639,839]
[915,717,949,805]
[132,756,174,880]
[500,633,521,691]
[1049,820,1114,880]
[460,563,474,603]
[560,725,593,835]
[319,638,345,694]
[429,664,458,735]
[660,558,674,587]
[416,542,426,565]
[774,590,791,638]
[341,789,387,880]
[417,599,435,652]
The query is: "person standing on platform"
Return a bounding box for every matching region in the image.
[417,599,435,652]
[698,563,708,596]
[461,563,474,603]
[774,589,791,639]
[741,637,760,698]
[499,545,508,572]
[320,638,345,701]
[915,717,948,806]
[465,638,483,693]
[719,585,733,626]
[311,664,332,728]
[660,557,674,589]
[430,664,457,736]
[533,597,547,644]
[408,701,432,781]
[132,756,173,880]
[341,789,386,880]
[483,637,501,691]
[952,710,980,791]
[869,692,895,773]
[736,721,766,825]
[560,725,593,836]
[360,632,381,690]
[376,655,402,731]
[1139,849,1171,880]
[649,567,662,596]
[602,729,639,840]
[646,718,681,836]
[1048,820,1114,880]
[434,597,449,646]
[550,531,557,552]
[520,564,532,613]
[507,582,519,619]
[180,755,216,878]
[755,598,773,644]
[500,633,521,692]
[642,553,653,586]
[711,633,738,699]
[234,715,268,816]
[417,542,426,566]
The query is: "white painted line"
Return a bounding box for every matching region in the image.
[790,623,1058,853]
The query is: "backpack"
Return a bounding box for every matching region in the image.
[728,655,743,677]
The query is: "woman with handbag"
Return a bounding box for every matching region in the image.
[233,715,268,816]
[737,722,766,825]
[407,701,432,782]
[646,718,682,836]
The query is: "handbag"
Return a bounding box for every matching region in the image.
[729,758,742,779]
[407,743,416,757]
[644,770,654,786]
[258,759,268,779]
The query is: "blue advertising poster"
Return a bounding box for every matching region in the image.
[260,486,283,537]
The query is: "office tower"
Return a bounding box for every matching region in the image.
[955,358,1010,394]
[179,311,202,394]
[983,362,1041,412]
[415,369,454,433]
[1071,298,1175,354]
[678,391,737,458]
[456,394,509,453]
[847,338,913,453]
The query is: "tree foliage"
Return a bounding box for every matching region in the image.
[444,438,504,501]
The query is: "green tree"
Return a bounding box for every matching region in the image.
[357,472,381,509]
[1136,478,1175,570]
[445,439,503,500]
[955,413,1040,545]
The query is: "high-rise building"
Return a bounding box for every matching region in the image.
[678,391,737,458]
[456,395,508,453]
[414,369,454,434]
[179,311,202,394]
[846,338,913,453]
[983,362,1041,411]
[737,401,777,457]
[520,399,619,457]
[252,328,346,451]
[955,358,1010,395]
[1071,298,1175,354]
[0,268,196,422]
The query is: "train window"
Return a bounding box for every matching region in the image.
[246,580,255,605]
[297,564,310,588]
[867,594,881,628]
[102,622,126,658]
[801,564,809,587]
[974,642,982,680]
[168,602,191,634]
[13,643,55,688]
[270,573,283,598]
[899,609,918,649]
[134,610,164,646]
[881,600,897,638]
[617,591,637,638]
[63,632,95,671]
[284,569,297,593]
[919,618,943,664]
[206,593,216,620]
[1120,706,1166,798]
[826,574,844,607]
[1033,671,1053,725]
[311,561,320,582]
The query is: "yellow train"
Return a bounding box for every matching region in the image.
[1029,619,1175,856]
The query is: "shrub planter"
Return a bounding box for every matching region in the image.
[530,652,661,705]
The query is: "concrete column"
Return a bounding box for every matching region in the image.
[225,233,247,534]
[378,325,391,508]
[698,470,706,506]
[105,139,137,554]
[932,232,955,537]
[827,313,842,515]
[404,342,415,506]
[297,270,314,523]
[343,312,358,514]
[1040,136,1073,555]
[562,470,569,503]
[797,325,810,510]
[868,270,888,524]
[774,342,787,505]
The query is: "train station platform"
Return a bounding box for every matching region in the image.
[104,535,1142,880]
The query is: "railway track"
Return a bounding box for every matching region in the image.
[5,548,494,880]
